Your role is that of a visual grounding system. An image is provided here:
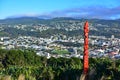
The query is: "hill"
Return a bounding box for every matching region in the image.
[0,17,120,38]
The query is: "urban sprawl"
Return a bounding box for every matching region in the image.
[0,35,120,59]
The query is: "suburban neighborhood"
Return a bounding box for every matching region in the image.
[0,34,120,59]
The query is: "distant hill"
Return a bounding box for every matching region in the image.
[0,17,120,38]
[0,17,45,24]
[0,17,119,24]
[0,17,120,26]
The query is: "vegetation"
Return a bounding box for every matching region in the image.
[0,49,120,80]
[51,49,70,54]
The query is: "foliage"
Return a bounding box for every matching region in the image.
[0,49,120,80]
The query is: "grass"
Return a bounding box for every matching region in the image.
[51,49,70,54]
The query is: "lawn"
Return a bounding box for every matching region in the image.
[51,49,70,54]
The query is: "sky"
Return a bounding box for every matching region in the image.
[0,0,120,19]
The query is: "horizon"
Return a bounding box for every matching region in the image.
[0,0,120,19]
[0,16,120,20]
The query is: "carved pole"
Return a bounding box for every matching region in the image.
[80,21,89,80]
[83,21,89,74]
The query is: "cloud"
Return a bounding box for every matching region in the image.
[7,6,120,19]
[37,6,120,19]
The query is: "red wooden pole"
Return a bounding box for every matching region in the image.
[83,21,89,74]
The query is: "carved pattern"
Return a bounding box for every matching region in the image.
[83,21,89,74]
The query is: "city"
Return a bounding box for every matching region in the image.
[0,34,120,59]
[1,0,120,80]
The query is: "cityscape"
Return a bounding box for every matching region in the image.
[0,34,120,59]
[1,0,120,80]
[0,17,120,59]
[0,17,120,80]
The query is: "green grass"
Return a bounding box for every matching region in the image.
[51,49,70,54]
[0,32,9,36]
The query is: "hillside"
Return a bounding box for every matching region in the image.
[0,17,120,38]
